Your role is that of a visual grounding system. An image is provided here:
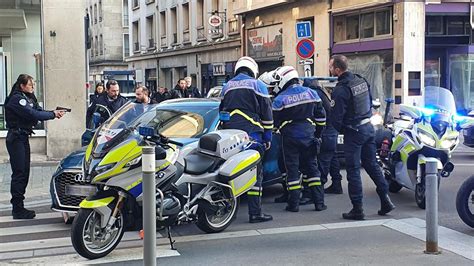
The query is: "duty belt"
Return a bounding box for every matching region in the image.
[9,128,34,135]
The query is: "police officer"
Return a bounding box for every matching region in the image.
[330,55,395,220]
[272,66,327,212]
[220,56,274,223]
[5,74,65,219]
[303,79,344,194]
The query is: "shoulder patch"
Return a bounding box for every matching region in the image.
[19,99,27,106]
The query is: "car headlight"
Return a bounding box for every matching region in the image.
[95,163,116,174]
[418,130,436,147]
[370,114,383,126]
[441,137,458,149]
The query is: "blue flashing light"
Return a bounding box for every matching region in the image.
[138,126,155,137]
[419,107,435,116]
[219,111,230,122]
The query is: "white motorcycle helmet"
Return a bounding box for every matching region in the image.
[273,66,299,91]
[235,56,259,78]
[259,70,280,95]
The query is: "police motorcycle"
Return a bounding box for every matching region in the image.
[377,86,474,209]
[71,102,260,259]
[456,175,474,228]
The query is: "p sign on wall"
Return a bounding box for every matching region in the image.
[296,21,312,39]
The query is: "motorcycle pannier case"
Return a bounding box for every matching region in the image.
[218,150,260,197]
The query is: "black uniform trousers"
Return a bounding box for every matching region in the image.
[6,130,31,210]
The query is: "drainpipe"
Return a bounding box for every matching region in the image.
[328,0,333,57]
[241,14,246,56]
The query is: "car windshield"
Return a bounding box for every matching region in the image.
[424,86,457,116]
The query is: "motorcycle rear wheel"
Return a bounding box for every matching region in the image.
[71,208,124,260]
[196,196,239,233]
[456,175,474,228]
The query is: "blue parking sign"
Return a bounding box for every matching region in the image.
[296,21,312,39]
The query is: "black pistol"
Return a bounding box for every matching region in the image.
[56,106,72,112]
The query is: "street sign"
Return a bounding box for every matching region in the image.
[208,15,222,27]
[296,21,312,39]
[296,38,314,59]
[298,59,314,65]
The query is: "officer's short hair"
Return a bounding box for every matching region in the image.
[136,85,150,96]
[331,55,348,72]
[106,79,118,89]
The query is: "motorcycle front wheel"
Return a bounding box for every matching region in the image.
[71,208,125,259]
[196,194,239,233]
[456,175,474,228]
[415,172,440,209]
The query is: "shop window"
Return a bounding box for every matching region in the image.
[426,16,444,35]
[450,54,474,114]
[335,8,392,43]
[0,2,44,130]
[376,10,391,36]
[345,15,359,40]
[360,13,374,39]
[446,17,466,35]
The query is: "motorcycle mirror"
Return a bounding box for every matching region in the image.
[138,126,155,137]
[385,98,395,103]
[458,116,474,130]
[155,145,167,160]
[400,104,422,120]
[92,113,102,129]
[372,99,381,109]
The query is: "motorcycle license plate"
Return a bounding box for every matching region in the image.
[337,135,344,144]
[65,185,96,197]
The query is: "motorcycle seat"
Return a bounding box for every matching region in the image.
[184,152,222,175]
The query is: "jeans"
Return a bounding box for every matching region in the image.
[343,123,388,206]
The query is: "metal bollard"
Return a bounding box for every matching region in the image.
[424,158,441,255]
[142,146,157,265]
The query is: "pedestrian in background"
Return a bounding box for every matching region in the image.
[86,82,105,127]
[184,76,202,98]
[154,87,171,103]
[5,74,66,219]
[87,79,128,124]
[330,55,395,220]
[134,85,154,104]
[170,78,190,99]
[272,66,327,212]
[303,78,344,195]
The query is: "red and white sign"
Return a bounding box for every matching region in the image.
[208,15,222,27]
[296,38,315,59]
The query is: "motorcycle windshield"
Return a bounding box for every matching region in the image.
[424,86,457,116]
[92,102,160,156]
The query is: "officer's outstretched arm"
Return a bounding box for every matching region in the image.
[8,97,55,122]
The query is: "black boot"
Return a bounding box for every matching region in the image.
[299,188,312,205]
[378,194,395,215]
[309,184,326,211]
[12,207,36,219]
[285,190,300,212]
[249,213,273,223]
[342,205,364,220]
[325,182,343,194]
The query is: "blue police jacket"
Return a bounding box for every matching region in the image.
[331,71,373,133]
[219,73,273,142]
[5,90,55,131]
[272,84,326,138]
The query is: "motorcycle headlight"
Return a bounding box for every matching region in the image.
[125,157,141,168]
[418,130,436,147]
[95,163,116,174]
[441,137,458,149]
[370,114,383,126]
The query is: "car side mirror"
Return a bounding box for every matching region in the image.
[219,111,230,122]
[155,145,167,160]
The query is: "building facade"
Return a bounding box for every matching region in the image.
[126,0,241,94]
[86,0,132,95]
[0,0,86,159]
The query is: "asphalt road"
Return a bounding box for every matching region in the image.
[1,153,473,264]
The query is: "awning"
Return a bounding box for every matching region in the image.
[0,9,27,29]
